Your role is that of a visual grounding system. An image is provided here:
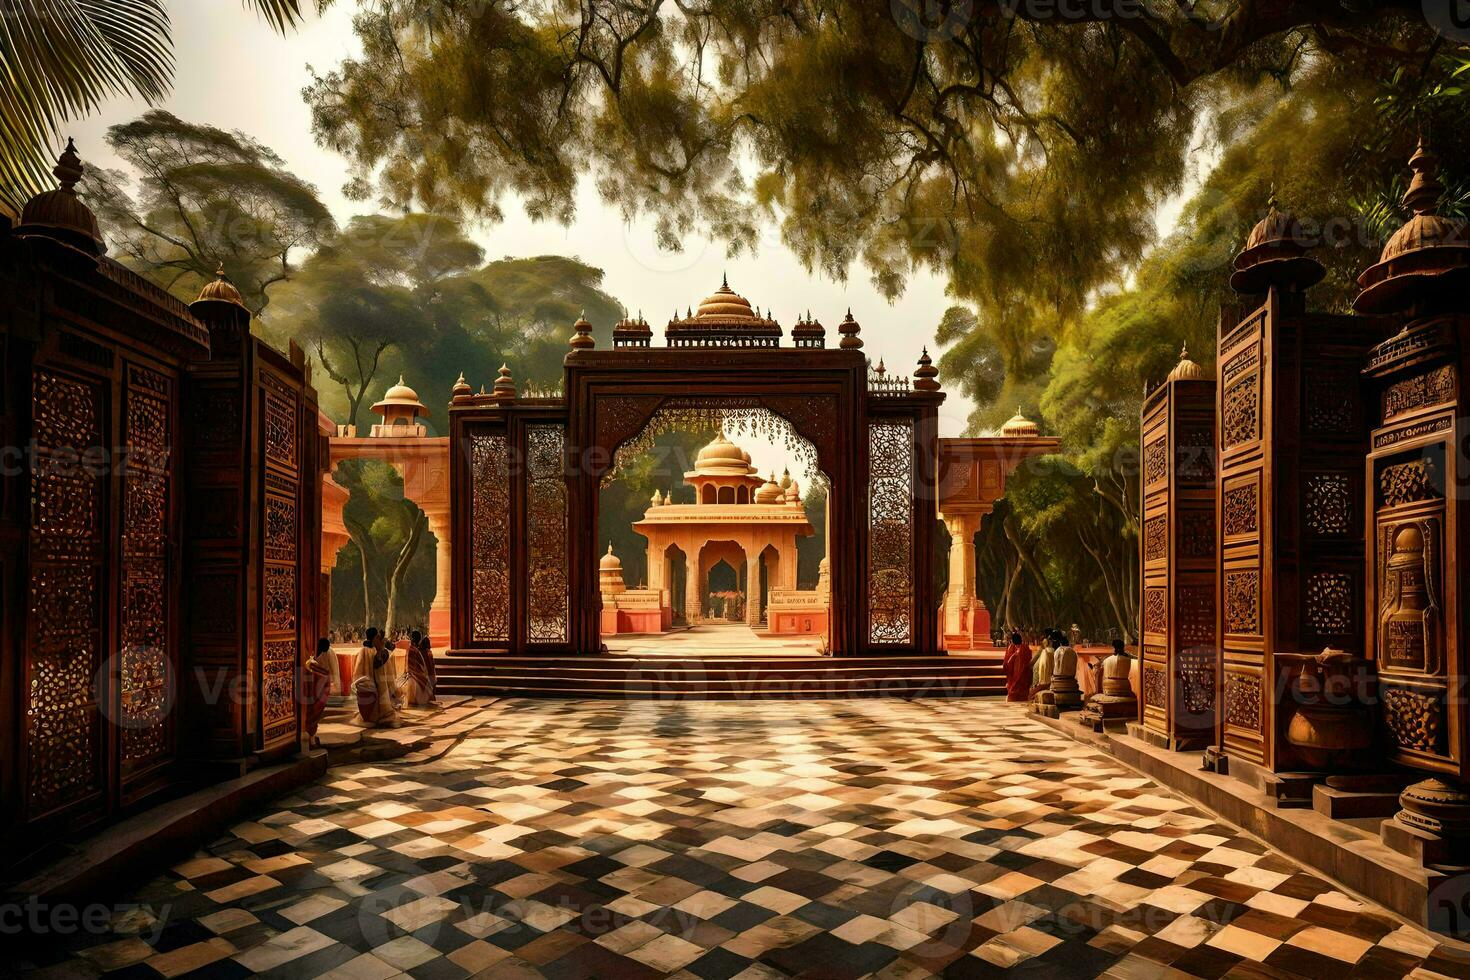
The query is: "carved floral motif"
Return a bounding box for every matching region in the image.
[1223,482,1258,537]
[1222,373,1259,449]
[1143,516,1167,563]
[1143,587,1167,635]
[1304,474,1351,536]
[1225,569,1260,634]
[1383,686,1443,755]
[1305,572,1353,636]
[1224,672,1261,732]
[1380,458,1441,509]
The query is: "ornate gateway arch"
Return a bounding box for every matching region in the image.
[448,281,952,656]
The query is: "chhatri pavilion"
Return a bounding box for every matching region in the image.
[600,433,829,637]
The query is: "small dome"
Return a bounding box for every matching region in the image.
[195,264,246,308]
[695,276,757,320]
[755,476,784,504]
[600,543,623,570]
[371,375,430,418]
[694,433,756,475]
[1230,194,1324,294]
[1001,409,1039,437]
[1167,344,1206,382]
[17,139,103,255]
[451,372,472,398]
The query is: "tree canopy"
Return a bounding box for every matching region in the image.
[86,109,335,315]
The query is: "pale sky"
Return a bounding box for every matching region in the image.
[67,3,1205,485]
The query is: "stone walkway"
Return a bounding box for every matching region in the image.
[16,700,1470,979]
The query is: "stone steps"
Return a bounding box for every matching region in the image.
[432,653,1006,699]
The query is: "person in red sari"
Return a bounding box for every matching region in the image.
[304,637,333,747]
[1003,630,1033,702]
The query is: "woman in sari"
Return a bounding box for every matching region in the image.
[304,637,333,746]
[353,628,401,727]
[1002,631,1032,703]
[402,630,437,707]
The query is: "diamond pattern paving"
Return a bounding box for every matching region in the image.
[17,699,1470,978]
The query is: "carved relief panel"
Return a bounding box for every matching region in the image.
[258,374,301,751]
[525,423,569,645]
[470,431,511,644]
[868,419,915,645]
[119,365,174,776]
[26,369,106,819]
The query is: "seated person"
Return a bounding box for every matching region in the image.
[352,627,401,727]
[402,629,439,708]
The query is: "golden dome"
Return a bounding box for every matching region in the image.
[693,433,756,475]
[600,542,623,570]
[1001,409,1039,437]
[371,375,429,418]
[195,264,246,308]
[1167,344,1206,382]
[755,475,784,504]
[695,276,757,320]
[17,138,103,255]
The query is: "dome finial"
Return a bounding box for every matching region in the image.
[1403,139,1444,216]
[54,137,83,191]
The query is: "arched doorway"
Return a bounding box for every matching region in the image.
[665,544,688,627]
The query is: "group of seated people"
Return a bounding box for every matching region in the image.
[1000,628,1080,704]
[299,627,442,744]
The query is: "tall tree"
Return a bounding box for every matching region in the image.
[263,212,484,431]
[2,0,313,215]
[85,110,334,314]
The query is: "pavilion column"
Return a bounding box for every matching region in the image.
[422,501,452,649]
[746,556,761,627]
[685,557,702,624]
[942,512,981,641]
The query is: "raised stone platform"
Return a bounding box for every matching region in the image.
[1032,711,1470,939]
[435,652,1007,698]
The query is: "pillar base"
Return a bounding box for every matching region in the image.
[429,606,450,650]
[1386,778,1470,867]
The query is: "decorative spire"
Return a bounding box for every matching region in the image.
[492,363,517,402]
[54,137,83,191]
[914,346,940,391]
[451,372,472,399]
[1403,141,1443,216]
[569,311,595,350]
[839,308,863,349]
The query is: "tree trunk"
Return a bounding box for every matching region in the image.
[384,504,428,636]
[343,513,379,629]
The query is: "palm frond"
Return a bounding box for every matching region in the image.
[0,0,320,217]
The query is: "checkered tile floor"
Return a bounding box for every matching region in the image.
[17,700,1470,978]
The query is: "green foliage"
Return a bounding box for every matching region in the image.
[3,0,318,214]
[84,109,335,314]
[261,218,624,431]
[331,458,435,631]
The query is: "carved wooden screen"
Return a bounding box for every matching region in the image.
[1365,317,1462,779]
[469,430,511,644]
[1139,374,1217,750]
[118,364,176,793]
[25,367,107,823]
[1217,299,1378,770]
[1217,307,1270,764]
[867,418,914,645]
[257,371,301,753]
[525,423,570,646]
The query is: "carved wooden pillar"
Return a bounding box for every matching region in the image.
[685,555,702,624]
[1138,349,1217,751]
[1355,144,1470,870]
[1213,203,1381,800]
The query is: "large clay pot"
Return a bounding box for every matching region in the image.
[1282,648,1374,770]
